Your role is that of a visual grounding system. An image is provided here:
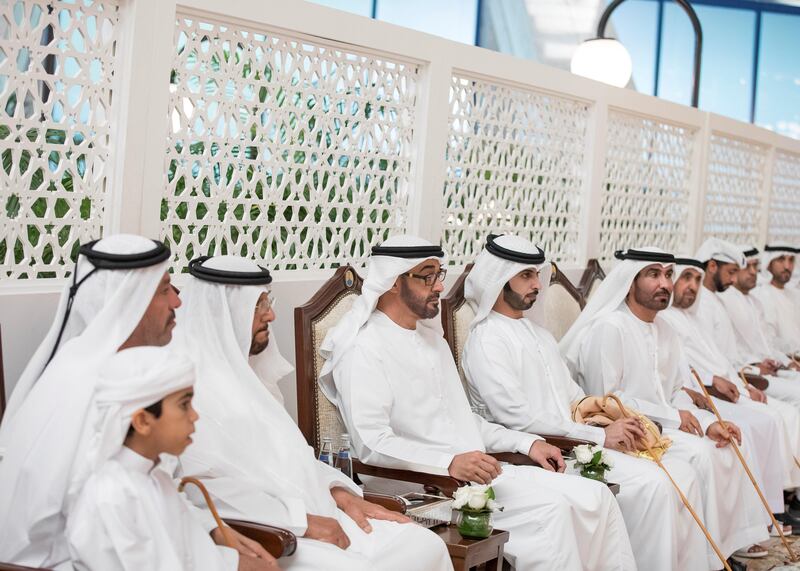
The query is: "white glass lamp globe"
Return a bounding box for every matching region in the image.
[570,38,633,88]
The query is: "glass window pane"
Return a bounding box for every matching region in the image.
[376,0,478,45]
[608,0,659,96]
[755,12,800,139]
[308,0,372,18]
[658,4,755,122]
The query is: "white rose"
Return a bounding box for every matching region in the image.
[452,486,470,509]
[575,445,593,464]
[602,450,614,468]
[486,499,502,512]
[468,492,487,510]
[591,444,604,456]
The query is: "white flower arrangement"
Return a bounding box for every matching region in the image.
[574,444,613,470]
[452,483,503,513]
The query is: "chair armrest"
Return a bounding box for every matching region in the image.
[706,385,735,402]
[489,435,594,467]
[489,451,563,471]
[224,519,298,559]
[742,373,769,390]
[363,492,407,514]
[352,459,464,497]
[489,452,536,466]
[539,434,596,451]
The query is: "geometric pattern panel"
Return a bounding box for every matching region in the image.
[443,74,589,265]
[599,111,695,259]
[702,133,767,245]
[0,0,118,279]
[162,16,419,272]
[767,150,800,246]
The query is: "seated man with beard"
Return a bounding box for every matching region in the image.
[751,245,800,356]
[174,255,452,571]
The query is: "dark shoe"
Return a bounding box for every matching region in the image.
[727,556,748,571]
[788,495,800,515]
[775,512,800,533]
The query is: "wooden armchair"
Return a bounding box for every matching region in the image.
[294,266,463,497]
[577,259,606,309]
[440,263,595,458]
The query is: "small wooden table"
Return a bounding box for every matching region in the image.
[434,526,509,571]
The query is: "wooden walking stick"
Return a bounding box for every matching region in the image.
[690,368,798,562]
[738,369,800,472]
[603,394,732,571]
[179,476,237,548]
[736,370,751,389]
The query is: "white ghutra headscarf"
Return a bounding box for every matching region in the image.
[318,235,446,401]
[464,234,552,329]
[559,247,676,376]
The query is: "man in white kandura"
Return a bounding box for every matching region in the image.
[462,234,708,571]
[662,256,800,532]
[751,245,800,356]
[174,255,452,571]
[321,235,635,571]
[560,247,769,568]
[719,246,800,408]
[66,347,276,571]
[0,236,262,570]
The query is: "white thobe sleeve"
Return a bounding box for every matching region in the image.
[671,358,716,433]
[318,459,364,496]
[185,500,220,534]
[475,415,541,456]
[687,364,714,389]
[580,320,682,429]
[67,480,195,571]
[179,466,310,535]
[161,455,219,535]
[466,336,605,445]
[335,345,455,474]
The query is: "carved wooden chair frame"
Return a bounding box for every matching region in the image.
[576,258,606,309]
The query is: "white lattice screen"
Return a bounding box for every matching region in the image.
[598,111,695,259]
[767,150,800,245]
[162,16,419,272]
[0,0,118,278]
[442,74,589,265]
[702,133,767,244]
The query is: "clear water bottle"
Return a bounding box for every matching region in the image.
[335,433,353,479]
[318,437,335,467]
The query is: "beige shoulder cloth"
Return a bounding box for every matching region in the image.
[571,393,671,461]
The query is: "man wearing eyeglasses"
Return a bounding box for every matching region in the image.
[319,235,635,571]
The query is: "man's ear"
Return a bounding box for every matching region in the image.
[129,409,155,437]
[387,277,401,293]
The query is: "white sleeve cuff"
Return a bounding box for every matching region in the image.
[515,433,541,456]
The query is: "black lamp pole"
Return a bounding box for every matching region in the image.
[596,0,702,108]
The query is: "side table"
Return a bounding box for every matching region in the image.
[434,526,509,571]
